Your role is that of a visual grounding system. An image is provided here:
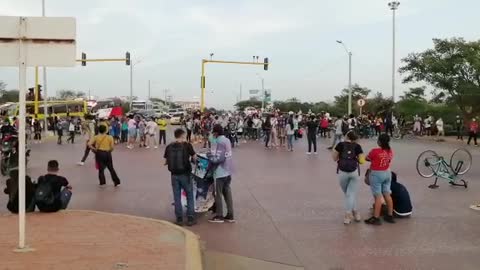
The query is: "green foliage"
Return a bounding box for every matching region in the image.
[234,100,262,111]
[400,38,480,116]
[334,84,372,113]
[56,89,86,100]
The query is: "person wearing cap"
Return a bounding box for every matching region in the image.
[36,160,72,213]
[467,118,478,146]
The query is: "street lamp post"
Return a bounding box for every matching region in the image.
[388,1,400,103]
[42,0,48,131]
[336,40,353,115]
[129,59,143,110]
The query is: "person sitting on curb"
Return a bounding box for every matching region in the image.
[365,169,413,218]
[35,160,72,213]
[4,169,36,214]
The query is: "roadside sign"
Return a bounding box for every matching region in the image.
[357,99,366,107]
[0,16,76,251]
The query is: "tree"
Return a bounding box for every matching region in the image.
[400,38,480,117]
[57,89,86,100]
[334,84,372,115]
[0,81,6,92]
[400,87,427,102]
[0,90,19,103]
[365,92,394,116]
[234,100,262,111]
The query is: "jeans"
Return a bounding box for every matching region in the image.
[159,130,166,145]
[186,129,192,142]
[338,171,359,212]
[215,176,234,218]
[121,129,128,143]
[457,128,463,140]
[287,134,294,150]
[171,174,194,218]
[80,144,91,162]
[331,134,343,147]
[369,170,391,196]
[307,133,317,153]
[67,131,75,143]
[467,131,477,145]
[96,151,121,185]
[264,130,271,147]
[59,188,72,209]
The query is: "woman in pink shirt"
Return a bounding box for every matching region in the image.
[467,118,478,146]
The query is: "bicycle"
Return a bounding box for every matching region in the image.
[416,148,471,189]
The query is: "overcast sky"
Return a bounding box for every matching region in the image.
[0,0,478,109]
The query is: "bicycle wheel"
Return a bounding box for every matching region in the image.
[416,150,440,178]
[450,148,472,175]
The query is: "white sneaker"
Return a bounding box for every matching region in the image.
[145,146,150,149]
[306,152,311,155]
[470,204,480,211]
[77,161,84,166]
[352,211,361,222]
[154,146,158,149]
[344,213,352,225]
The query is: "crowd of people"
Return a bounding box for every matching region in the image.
[14,107,480,226]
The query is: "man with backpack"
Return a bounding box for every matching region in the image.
[164,128,197,226]
[328,116,347,150]
[35,160,72,213]
[4,169,36,213]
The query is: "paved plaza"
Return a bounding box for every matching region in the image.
[1,135,480,270]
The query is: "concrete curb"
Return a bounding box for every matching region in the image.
[67,210,203,270]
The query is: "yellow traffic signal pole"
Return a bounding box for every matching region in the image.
[200,58,269,112]
[34,67,39,116]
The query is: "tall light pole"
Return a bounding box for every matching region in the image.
[336,40,353,115]
[388,1,400,103]
[129,58,143,110]
[256,73,265,111]
[42,0,48,131]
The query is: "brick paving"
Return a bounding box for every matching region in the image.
[0,211,188,270]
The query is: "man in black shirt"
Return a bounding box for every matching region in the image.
[306,115,318,154]
[164,129,196,226]
[36,160,72,213]
[1,119,16,139]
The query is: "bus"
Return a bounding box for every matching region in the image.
[131,100,153,111]
[0,100,88,120]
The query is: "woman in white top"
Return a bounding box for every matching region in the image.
[270,116,278,147]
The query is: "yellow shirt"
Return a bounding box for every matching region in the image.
[90,134,114,151]
[158,119,167,131]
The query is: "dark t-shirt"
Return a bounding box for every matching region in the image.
[391,173,413,215]
[164,142,196,175]
[306,120,318,135]
[36,174,69,212]
[334,142,363,157]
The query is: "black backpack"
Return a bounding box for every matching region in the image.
[341,120,349,135]
[35,176,55,205]
[167,143,190,174]
[337,142,359,174]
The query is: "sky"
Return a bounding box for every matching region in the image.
[0,0,478,109]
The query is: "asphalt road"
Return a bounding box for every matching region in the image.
[1,133,480,270]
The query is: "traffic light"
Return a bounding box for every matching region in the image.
[263,57,269,71]
[81,52,86,66]
[126,52,131,65]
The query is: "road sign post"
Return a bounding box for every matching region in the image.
[357,98,366,116]
[0,16,76,251]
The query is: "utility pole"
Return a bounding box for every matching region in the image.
[42,0,48,131]
[388,1,400,103]
[336,40,353,115]
[148,80,151,100]
[261,78,265,111]
[129,63,133,110]
[239,83,243,101]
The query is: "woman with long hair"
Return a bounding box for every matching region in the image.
[365,134,394,225]
[332,131,365,224]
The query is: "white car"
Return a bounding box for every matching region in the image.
[170,113,183,125]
